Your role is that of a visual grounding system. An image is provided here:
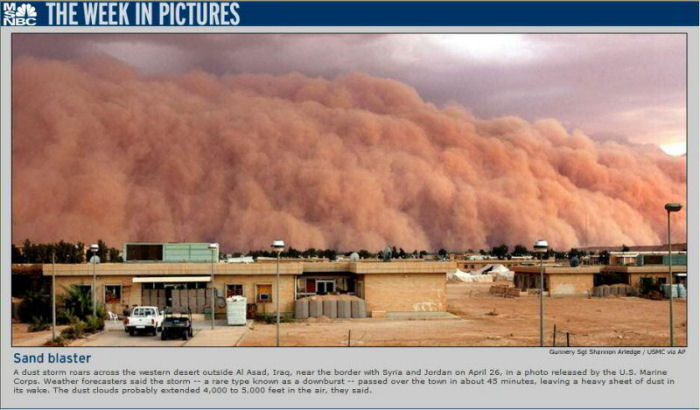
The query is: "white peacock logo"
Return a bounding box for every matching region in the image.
[16,3,37,18]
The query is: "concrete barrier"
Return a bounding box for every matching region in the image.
[337,299,352,318]
[351,299,367,318]
[294,299,309,319]
[309,299,323,318]
[322,299,338,319]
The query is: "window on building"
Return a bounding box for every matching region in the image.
[227,284,244,297]
[345,279,356,293]
[125,244,163,261]
[643,255,663,265]
[256,284,272,302]
[105,285,122,303]
[316,279,336,295]
[594,272,629,287]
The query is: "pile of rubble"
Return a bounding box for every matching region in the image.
[488,285,520,297]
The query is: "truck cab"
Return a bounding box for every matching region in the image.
[125,306,163,336]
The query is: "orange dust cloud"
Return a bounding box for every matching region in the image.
[11,56,686,251]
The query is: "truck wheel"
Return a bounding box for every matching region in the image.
[182,331,188,341]
[128,328,135,337]
[188,328,193,337]
[161,331,167,341]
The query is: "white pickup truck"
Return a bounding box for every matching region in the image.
[125,306,163,336]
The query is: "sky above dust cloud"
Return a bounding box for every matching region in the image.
[12,34,687,251]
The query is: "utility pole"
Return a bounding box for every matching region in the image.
[271,240,285,347]
[51,250,56,341]
[534,239,548,347]
[665,202,682,346]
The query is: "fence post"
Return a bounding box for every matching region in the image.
[347,330,351,347]
[566,332,570,347]
[553,324,556,347]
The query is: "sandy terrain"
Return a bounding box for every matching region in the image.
[12,323,70,347]
[239,282,688,347]
[69,321,250,347]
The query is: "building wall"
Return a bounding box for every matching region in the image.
[603,265,686,290]
[362,273,446,314]
[163,243,219,263]
[44,262,303,276]
[548,274,593,296]
[52,275,296,316]
[609,255,637,265]
[629,272,672,289]
[122,243,220,263]
[40,261,454,319]
[513,272,592,296]
[513,273,548,291]
[54,275,140,315]
[211,275,295,315]
[662,254,686,266]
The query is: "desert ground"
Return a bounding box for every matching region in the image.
[12,282,687,347]
[239,282,688,347]
[12,323,70,347]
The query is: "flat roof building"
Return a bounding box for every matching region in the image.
[608,251,686,267]
[41,259,455,318]
[513,261,687,297]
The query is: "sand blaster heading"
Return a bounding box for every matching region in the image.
[13,353,92,364]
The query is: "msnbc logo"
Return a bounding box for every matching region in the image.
[3,3,37,26]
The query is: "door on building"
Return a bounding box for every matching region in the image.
[316,279,336,295]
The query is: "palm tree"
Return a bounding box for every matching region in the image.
[18,288,51,322]
[61,285,93,320]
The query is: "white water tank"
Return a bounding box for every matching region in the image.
[226,296,247,325]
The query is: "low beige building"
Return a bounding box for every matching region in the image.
[513,266,599,296]
[42,260,454,318]
[513,264,687,296]
[603,265,687,290]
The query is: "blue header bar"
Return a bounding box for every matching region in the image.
[1,1,698,27]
